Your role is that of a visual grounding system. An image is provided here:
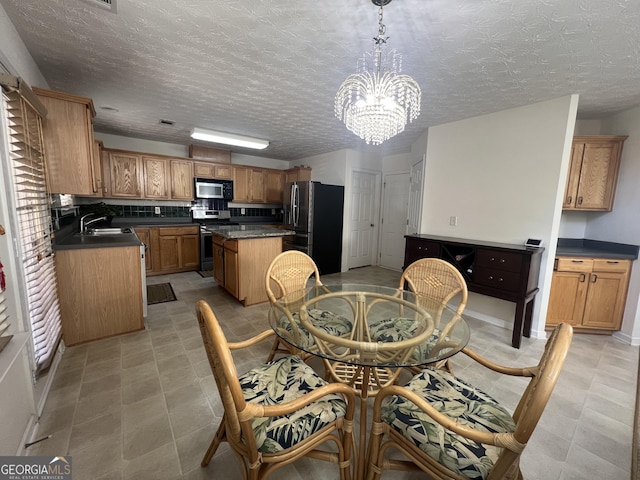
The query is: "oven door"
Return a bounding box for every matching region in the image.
[200,230,214,270]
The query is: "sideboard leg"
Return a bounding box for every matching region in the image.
[512,301,525,348]
[523,298,535,338]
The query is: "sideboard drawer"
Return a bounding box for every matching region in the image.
[404,237,440,267]
[473,267,522,292]
[476,249,523,273]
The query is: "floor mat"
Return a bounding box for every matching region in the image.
[198,270,214,278]
[147,283,177,305]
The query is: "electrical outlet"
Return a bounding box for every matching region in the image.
[271,208,276,215]
[241,208,245,215]
[449,215,457,226]
[154,206,161,215]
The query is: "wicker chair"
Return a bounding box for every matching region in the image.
[265,250,352,361]
[196,300,356,479]
[366,323,573,480]
[371,258,468,373]
[400,258,468,315]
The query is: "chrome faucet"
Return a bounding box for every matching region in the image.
[80,213,108,233]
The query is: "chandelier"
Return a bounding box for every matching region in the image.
[335,0,421,145]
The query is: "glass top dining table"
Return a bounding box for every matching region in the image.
[269,283,471,369]
[269,283,470,479]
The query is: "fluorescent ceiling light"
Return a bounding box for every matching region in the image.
[190,128,269,150]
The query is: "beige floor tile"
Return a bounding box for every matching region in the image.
[28,267,638,479]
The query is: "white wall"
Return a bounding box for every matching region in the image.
[416,96,579,338]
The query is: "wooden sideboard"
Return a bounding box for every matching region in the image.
[404,234,544,348]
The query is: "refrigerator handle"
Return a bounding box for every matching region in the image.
[293,184,300,226]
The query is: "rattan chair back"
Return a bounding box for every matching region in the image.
[400,258,468,315]
[265,250,322,303]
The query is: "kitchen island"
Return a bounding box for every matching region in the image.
[205,225,295,306]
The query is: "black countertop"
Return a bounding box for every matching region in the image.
[53,231,142,250]
[556,238,639,260]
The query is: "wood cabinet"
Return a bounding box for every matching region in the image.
[138,226,199,275]
[233,166,250,202]
[547,256,632,331]
[108,151,143,197]
[563,136,627,211]
[157,226,199,272]
[285,166,312,184]
[142,156,171,199]
[170,159,193,200]
[134,228,153,270]
[223,239,239,298]
[233,166,283,203]
[193,161,233,180]
[404,234,544,348]
[55,246,144,345]
[88,139,105,198]
[189,144,231,163]
[213,234,225,285]
[265,170,284,203]
[213,235,284,305]
[34,87,98,195]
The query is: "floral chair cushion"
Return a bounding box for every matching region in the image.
[278,309,353,348]
[369,317,439,362]
[381,368,516,480]
[240,355,348,453]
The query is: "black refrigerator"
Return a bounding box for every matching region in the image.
[283,181,344,274]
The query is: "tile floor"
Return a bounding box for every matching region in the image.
[27,267,638,479]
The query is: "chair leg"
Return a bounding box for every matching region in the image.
[266,337,281,362]
[201,419,227,467]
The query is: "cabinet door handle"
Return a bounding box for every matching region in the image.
[607,260,619,264]
[567,195,572,204]
[490,257,495,262]
[553,258,558,271]
[500,258,505,263]
[580,274,586,282]
[498,277,504,282]
[591,274,597,283]
[577,196,583,205]
[488,276,493,280]
[571,260,583,263]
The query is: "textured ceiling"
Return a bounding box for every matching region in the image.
[2,0,640,161]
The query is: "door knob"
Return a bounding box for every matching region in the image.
[370,224,375,227]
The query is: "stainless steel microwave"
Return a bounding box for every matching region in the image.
[194,178,233,200]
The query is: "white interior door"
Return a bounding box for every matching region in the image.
[349,171,378,268]
[379,173,409,270]
[407,156,425,235]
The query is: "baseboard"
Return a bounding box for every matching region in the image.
[15,414,37,456]
[612,330,638,346]
[461,308,509,330]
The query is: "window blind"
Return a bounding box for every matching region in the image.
[2,88,62,374]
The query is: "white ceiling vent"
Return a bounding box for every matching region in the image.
[82,0,117,13]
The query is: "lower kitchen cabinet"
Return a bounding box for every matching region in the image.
[55,246,144,345]
[546,256,632,331]
[213,234,225,285]
[213,236,283,306]
[136,225,199,276]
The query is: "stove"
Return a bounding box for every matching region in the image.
[192,208,239,270]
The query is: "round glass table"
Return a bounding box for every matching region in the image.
[269,283,470,479]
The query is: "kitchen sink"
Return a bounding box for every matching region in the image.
[79,227,134,236]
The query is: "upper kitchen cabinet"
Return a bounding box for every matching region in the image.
[265,169,284,203]
[563,135,627,211]
[142,156,171,199]
[232,166,250,202]
[33,87,99,195]
[285,166,311,184]
[188,144,231,163]
[108,150,143,197]
[193,161,233,180]
[170,159,193,200]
